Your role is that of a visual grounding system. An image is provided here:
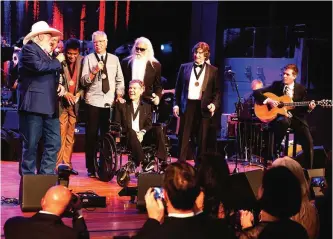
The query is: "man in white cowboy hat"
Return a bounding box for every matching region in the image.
[18,21,66,175]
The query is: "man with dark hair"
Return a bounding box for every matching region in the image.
[253,64,316,168]
[173,42,220,165]
[134,162,227,239]
[115,80,168,172]
[57,38,85,170]
[4,185,89,239]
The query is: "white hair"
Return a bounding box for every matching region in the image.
[126,36,158,65]
[91,31,108,42]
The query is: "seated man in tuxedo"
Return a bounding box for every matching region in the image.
[253,64,316,168]
[134,162,230,239]
[115,80,168,172]
[4,185,89,239]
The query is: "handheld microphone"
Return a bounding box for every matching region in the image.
[54,48,67,67]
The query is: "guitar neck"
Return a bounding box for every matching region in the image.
[283,101,313,107]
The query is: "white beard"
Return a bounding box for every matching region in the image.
[132,57,148,81]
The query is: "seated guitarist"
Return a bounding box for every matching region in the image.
[253,64,316,169]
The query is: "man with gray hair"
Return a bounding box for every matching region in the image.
[81,30,125,177]
[121,37,163,106]
[18,21,66,175]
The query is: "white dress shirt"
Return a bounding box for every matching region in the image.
[284,82,295,99]
[132,101,140,132]
[188,65,206,100]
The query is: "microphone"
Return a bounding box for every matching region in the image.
[54,48,67,67]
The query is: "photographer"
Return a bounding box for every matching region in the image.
[134,162,228,239]
[4,185,89,239]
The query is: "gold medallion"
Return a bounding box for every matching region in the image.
[195,82,200,87]
[69,80,74,86]
[101,73,107,79]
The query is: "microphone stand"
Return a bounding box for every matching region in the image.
[227,71,243,174]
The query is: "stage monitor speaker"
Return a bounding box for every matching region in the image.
[228,169,263,210]
[296,145,328,169]
[137,173,164,211]
[19,175,58,212]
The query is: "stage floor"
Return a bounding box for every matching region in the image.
[0,153,263,238]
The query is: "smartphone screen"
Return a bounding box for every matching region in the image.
[310,176,325,187]
[153,187,164,199]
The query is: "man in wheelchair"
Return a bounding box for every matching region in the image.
[114,80,168,173]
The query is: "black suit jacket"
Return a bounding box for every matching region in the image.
[253,80,309,126]
[4,212,89,239]
[134,214,233,239]
[173,62,220,118]
[121,58,163,102]
[114,100,152,133]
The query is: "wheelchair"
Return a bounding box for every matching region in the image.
[93,107,172,187]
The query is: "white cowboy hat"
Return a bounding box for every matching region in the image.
[23,21,63,45]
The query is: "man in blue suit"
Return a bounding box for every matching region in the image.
[18,21,66,175]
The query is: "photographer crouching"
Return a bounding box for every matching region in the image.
[4,185,89,239]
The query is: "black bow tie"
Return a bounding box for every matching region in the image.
[194,63,203,68]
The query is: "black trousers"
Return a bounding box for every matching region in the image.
[85,104,110,172]
[126,126,167,166]
[270,115,314,169]
[178,100,210,165]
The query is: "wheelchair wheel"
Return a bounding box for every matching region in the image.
[117,168,130,187]
[94,132,118,182]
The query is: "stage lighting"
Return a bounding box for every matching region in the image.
[160,42,172,54]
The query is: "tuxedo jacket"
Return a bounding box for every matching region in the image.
[4,212,89,239]
[134,214,232,239]
[59,55,85,116]
[17,41,62,115]
[120,58,163,102]
[114,100,152,133]
[253,80,309,125]
[173,62,220,117]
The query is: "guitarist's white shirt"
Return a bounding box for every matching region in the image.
[284,82,295,99]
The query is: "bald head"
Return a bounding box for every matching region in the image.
[41,185,72,216]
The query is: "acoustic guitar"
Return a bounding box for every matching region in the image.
[254,92,332,123]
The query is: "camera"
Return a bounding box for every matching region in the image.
[153,187,164,200]
[62,193,83,218]
[310,176,326,188]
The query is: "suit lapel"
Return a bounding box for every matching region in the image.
[139,102,144,130]
[126,102,133,130]
[185,63,192,85]
[143,62,152,85]
[201,64,210,92]
[63,65,71,91]
[74,55,83,93]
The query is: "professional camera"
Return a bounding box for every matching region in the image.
[62,193,83,218]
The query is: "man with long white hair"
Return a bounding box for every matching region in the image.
[121,37,163,106]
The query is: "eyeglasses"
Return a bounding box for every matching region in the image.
[135,47,146,52]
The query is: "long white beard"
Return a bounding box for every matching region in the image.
[132,58,148,81]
